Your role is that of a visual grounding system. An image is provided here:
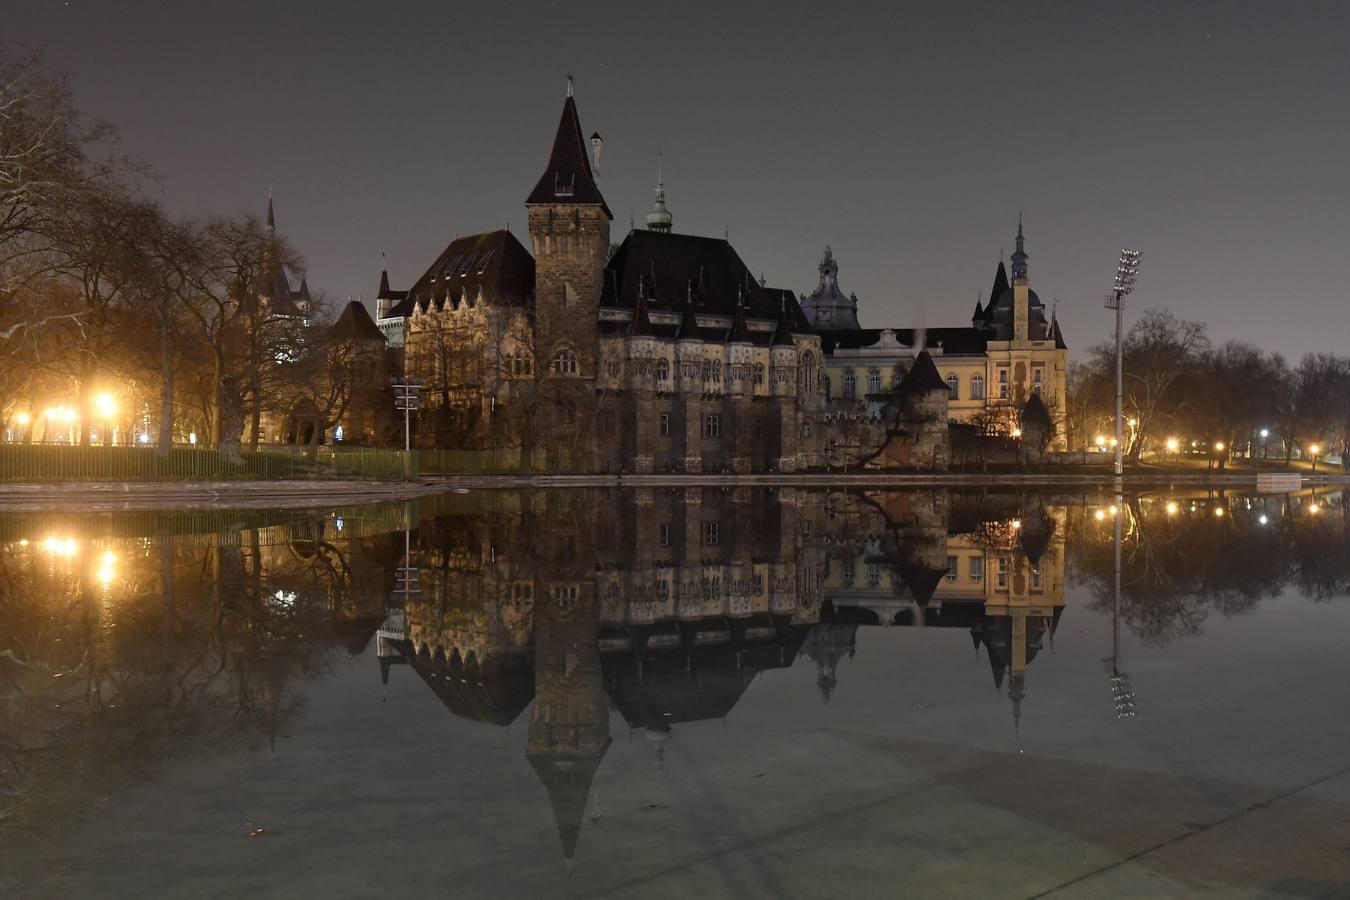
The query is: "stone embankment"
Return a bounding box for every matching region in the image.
[0,469,1344,510]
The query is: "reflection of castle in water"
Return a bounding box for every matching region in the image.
[373,489,1066,865]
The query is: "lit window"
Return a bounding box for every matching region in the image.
[946,374,960,400]
[703,414,720,438]
[971,375,986,400]
[868,370,881,395]
[552,347,578,375]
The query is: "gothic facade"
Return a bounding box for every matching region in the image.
[375,88,838,472]
[806,222,1070,448]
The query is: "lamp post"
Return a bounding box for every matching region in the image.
[1309,443,1321,473]
[393,380,423,479]
[1105,249,1141,480]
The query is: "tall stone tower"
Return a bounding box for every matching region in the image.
[526,80,612,454]
[526,575,610,868]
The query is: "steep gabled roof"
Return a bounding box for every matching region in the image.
[526,95,612,217]
[385,229,535,318]
[602,230,810,329]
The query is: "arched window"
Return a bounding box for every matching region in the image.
[971,374,986,400]
[843,370,857,400]
[800,356,816,394]
[868,369,882,395]
[946,374,960,400]
[657,358,669,380]
[551,347,578,376]
[824,376,833,400]
[754,363,765,386]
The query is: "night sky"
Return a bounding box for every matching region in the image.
[14,1,1350,360]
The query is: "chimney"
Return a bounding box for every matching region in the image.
[590,132,603,182]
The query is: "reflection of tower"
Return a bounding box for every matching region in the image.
[975,606,1058,741]
[800,622,858,704]
[527,581,610,869]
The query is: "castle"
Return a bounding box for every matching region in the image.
[374,82,1066,470]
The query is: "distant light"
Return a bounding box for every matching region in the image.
[1109,438,1118,447]
[1214,506,1225,518]
[335,516,345,531]
[1258,514,1269,525]
[1260,429,1269,438]
[18,539,29,547]
[1095,435,1107,447]
[1108,505,1119,516]
[1165,438,1179,452]
[1309,444,1321,456]
[334,425,344,442]
[138,433,150,444]
[1214,442,1225,452]
[1010,519,1022,530]
[1128,417,1138,428]
[1010,427,1022,439]
[94,393,117,418]
[1166,501,1179,515]
[1094,509,1106,521]
[96,550,117,587]
[189,432,197,445]
[15,411,30,426]
[1308,503,1320,515]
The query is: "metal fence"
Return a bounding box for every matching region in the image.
[0,444,418,482]
[418,448,594,475]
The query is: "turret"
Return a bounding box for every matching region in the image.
[526,80,612,383]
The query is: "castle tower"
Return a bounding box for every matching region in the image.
[526,80,612,396]
[1011,216,1030,342]
[526,575,610,868]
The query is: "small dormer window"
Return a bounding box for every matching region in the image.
[554,172,575,197]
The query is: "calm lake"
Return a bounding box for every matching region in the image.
[2,487,1348,899]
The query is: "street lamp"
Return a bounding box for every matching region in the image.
[95,393,117,444]
[1165,437,1179,461]
[1309,443,1321,472]
[1105,249,1142,479]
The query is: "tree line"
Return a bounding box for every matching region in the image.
[1,47,375,452]
[1068,308,1350,464]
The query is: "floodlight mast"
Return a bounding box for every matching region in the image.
[1105,250,1141,479]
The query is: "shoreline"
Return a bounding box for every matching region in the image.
[0,470,1344,511]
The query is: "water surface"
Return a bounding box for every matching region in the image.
[2,488,1348,899]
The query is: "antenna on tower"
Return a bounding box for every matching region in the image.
[566,72,574,97]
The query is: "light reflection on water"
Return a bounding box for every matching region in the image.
[1,487,1348,898]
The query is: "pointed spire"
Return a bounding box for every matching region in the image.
[645,153,673,233]
[1011,215,1029,283]
[297,275,310,300]
[988,260,1010,307]
[631,276,655,336]
[526,84,611,216]
[266,189,275,235]
[729,291,751,343]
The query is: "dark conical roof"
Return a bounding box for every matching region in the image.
[897,560,947,607]
[987,261,1009,310]
[972,299,984,322]
[526,94,611,217]
[900,350,948,394]
[378,269,390,297]
[630,286,655,337]
[527,744,609,863]
[330,301,386,344]
[1021,393,1052,427]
